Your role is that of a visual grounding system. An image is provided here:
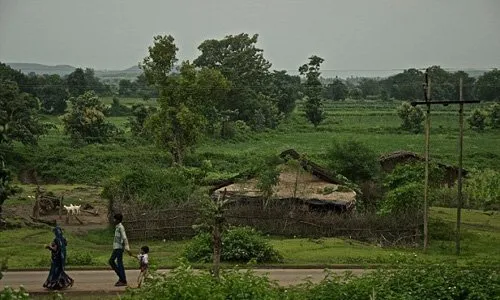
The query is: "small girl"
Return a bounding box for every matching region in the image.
[136,245,149,288]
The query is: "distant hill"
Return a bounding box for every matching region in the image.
[7,63,76,76]
[6,62,490,80]
[5,62,143,79]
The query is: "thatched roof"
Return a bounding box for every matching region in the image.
[211,149,356,209]
[379,150,468,186]
[379,150,466,173]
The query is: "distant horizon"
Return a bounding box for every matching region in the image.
[4,61,495,80]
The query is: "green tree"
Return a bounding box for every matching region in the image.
[62,91,117,143]
[324,78,348,101]
[349,87,363,100]
[194,33,276,129]
[358,78,381,98]
[267,70,301,116]
[475,69,500,101]
[142,35,229,164]
[66,68,87,97]
[380,89,390,101]
[142,35,178,87]
[118,79,136,97]
[397,102,425,133]
[36,75,68,115]
[0,80,45,222]
[380,68,423,100]
[299,55,325,127]
[83,68,110,95]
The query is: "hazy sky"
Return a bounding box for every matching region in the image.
[1,0,499,76]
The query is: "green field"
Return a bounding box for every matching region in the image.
[20,99,500,186]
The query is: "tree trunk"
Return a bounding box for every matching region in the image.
[212,216,222,280]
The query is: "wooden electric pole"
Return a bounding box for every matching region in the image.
[423,71,431,252]
[412,72,479,254]
[456,78,464,255]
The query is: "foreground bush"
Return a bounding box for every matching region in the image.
[0,287,30,300]
[123,263,500,300]
[184,226,283,263]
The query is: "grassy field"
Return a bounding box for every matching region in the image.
[20,99,500,186]
[1,207,498,269]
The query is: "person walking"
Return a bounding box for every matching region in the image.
[109,213,131,286]
[43,226,74,290]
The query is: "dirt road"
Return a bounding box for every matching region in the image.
[0,268,369,295]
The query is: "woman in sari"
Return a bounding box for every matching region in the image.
[43,226,74,290]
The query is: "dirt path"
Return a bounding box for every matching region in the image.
[0,269,370,295]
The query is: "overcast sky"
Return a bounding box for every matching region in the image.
[1,0,499,76]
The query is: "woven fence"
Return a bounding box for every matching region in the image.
[119,199,421,244]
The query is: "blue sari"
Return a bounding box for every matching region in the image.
[43,226,74,290]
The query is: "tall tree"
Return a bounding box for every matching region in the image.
[324,78,348,101]
[193,33,275,128]
[475,69,500,101]
[0,80,46,222]
[36,74,68,114]
[62,91,117,144]
[299,55,325,127]
[358,78,381,98]
[66,68,87,97]
[380,68,423,100]
[267,70,302,116]
[142,36,229,164]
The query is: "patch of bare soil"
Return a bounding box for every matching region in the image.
[4,185,110,233]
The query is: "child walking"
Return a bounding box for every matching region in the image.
[136,245,149,288]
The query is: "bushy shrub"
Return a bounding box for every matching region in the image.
[379,163,445,215]
[489,103,500,129]
[464,168,500,210]
[397,101,425,133]
[0,287,30,300]
[122,261,280,300]
[326,140,380,184]
[62,91,119,144]
[378,182,423,215]
[383,162,445,190]
[184,226,283,264]
[294,265,500,300]
[467,108,487,131]
[122,263,500,300]
[102,166,197,207]
[67,251,94,266]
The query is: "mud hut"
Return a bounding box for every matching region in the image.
[379,150,467,187]
[212,149,357,212]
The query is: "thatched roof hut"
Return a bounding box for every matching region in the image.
[212,149,357,212]
[379,150,467,186]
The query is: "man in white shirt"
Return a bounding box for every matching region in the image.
[109,213,132,286]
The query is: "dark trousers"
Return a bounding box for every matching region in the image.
[109,249,126,283]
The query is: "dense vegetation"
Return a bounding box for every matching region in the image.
[121,263,500,300]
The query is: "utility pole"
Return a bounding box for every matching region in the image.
[423,71,431,252]
[456,78,464,255]
[412,72,479,254]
